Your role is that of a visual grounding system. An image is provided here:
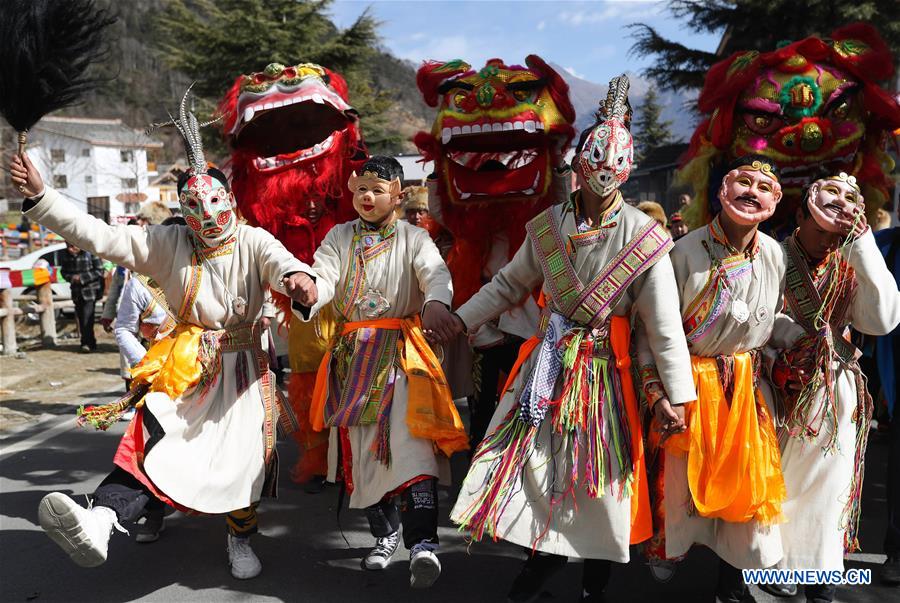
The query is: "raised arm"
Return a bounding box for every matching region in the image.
[454,235,543,332]
[25,187,162,279]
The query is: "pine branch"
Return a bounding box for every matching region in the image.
[627,23,718,91]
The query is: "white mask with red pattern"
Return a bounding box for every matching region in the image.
[179,173,237,246]
[577,118,634,198]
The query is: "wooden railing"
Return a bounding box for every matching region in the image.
[0,282,71,354]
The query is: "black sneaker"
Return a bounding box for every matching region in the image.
[882,557,900,585]
[759,582,797,597]
[507,553,568,603]
[303,475,326,494]
[363,530,400,570]
[134,508,165,543]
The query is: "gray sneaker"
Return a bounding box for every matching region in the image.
[363,530,400,570]
[227,533,262,579]
[409,542,441,589]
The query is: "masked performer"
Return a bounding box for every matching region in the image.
[644,156,790,602]
[768,173,900,602]
[301,156,467,588]
[446,76,695,603]
[9,93,318,580]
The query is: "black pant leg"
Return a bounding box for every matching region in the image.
[82,296,96,348]
[93,466,154,522]
[582,558,612,596]
[365,498,401,538]
[399,478,439,549]
[805,583,836,603]
[471,338,522,446]
[73,295,96,348]
[715,558,749,603]
[886,411,900,557]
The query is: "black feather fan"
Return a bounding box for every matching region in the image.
[0,0,116,152]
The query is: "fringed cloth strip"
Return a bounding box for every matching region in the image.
[455,315,651,546]
[77,322,261,428]
[310,316,468,458]
[779,237,870,553]
[781,236,857,450]
[666,353,785,525]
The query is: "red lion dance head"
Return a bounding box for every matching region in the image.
[219,62,366,261]
[414,55,576,305]
[678,23,900,236]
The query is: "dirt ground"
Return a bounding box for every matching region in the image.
[0,321,124,433]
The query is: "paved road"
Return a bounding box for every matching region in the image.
[0,396,895,602]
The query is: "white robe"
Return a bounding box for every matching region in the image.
[25,187,313,513]
[303,219,454,509]
[777,230,900,570]
[664,224,791,569]
[450,201,695,560]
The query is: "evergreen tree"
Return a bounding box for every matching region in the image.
[629,0,900,91]
[633,85,673,164]
[152,0,395,152]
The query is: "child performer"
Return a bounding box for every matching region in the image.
[8,95,318,580]
[301,156,467,588]
[646,156,790,602]
[444,75,696,603]
[770,173,900,602]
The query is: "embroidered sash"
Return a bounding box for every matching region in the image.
[784,236,857,363]
[335,221,396,319]
[526,208,673,328]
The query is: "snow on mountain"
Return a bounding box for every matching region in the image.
[549,62,698,142]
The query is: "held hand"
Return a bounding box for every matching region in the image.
[653,398,686,443]
[832,200,868,239]
[260,316,272,330]
[71,274,81,284]
[100,317,113,333]
[8,153,44,198]
[422,301,459,344]
[283,272,317,307]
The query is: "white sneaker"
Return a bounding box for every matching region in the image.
[227,533,262,579]
[37,492,118,567]
[363,530,400,570]
[409,544,441,589]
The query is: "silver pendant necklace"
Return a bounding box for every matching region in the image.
[192,235,247,319]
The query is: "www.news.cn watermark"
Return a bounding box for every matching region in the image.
[743,569,872,586]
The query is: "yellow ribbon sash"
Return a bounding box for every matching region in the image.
[666,353,785,524]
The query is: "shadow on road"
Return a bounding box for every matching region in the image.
[0,419,895,602]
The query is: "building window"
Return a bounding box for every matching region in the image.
[120,149,134,162]
[81,148,91,157]
[51,149,65,162]
[84,175,93,184]
[87,196,110,224]
[53,175,68,188]
[121,178,137,189]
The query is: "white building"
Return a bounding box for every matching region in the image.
[26,116,164,223]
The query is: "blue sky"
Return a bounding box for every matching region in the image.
[327,0,723,85]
